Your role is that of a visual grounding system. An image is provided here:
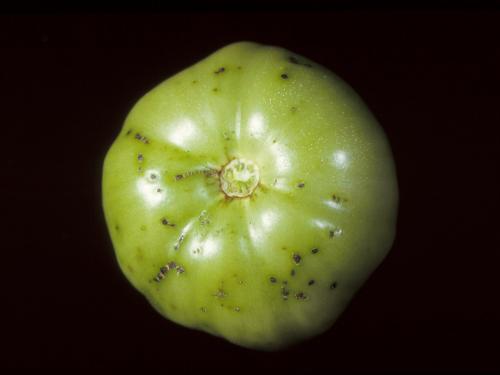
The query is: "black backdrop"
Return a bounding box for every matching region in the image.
[2,8,499,371]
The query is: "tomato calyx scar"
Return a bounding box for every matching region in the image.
[219,158,260,198]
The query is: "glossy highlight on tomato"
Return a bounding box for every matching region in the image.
[102,41,398,350]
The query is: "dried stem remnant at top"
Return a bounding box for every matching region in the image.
[219,158,260,198]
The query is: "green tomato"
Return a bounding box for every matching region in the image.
[102,41,398,350]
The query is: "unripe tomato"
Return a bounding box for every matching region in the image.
[102,41,398,350]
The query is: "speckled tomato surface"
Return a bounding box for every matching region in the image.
[102,41,398,350]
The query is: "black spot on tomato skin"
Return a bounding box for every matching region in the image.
[332,194,347,204]
[308,279,315,286]
[214,288,227,299]
[291,269,296,277]
[281,73,289,79]
[154,261,186,282]
[329,228,342,238]
[293,253,302,265]
[126,129,132,136]
[153,273,165,282]
[214,67,225,74]
[270,276,277,283]
[161,218,175,227]
[295,292,308,300]
[281,287,290,300]
[297,182,305,188]
[311,248,319,254]
[174,234,185,250]
[330,282,338,289]
[134,133,150,144]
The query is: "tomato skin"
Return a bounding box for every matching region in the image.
[102,41,398,350]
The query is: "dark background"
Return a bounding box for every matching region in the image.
[2,6,499,371]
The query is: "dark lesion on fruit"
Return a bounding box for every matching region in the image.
[295,292,309,300]
[153,267,166,283]
[270,276,277,283]
[329,228,343,238]
[214,288,227,299]
[134,132,150,144]
[288,56,313,68]
[308,279,315,286]
[126,129,132,136]
[214,67,225,74]
[174,233,185,250]
[137,153,144,163]
[332,194,347,204]
[281,73,289,80]
[281,284,290,300]
[292,253,302,265]
[290,269,296,277]
[311,248,319,254]
[161,217,176,227]
[175,168,219,182]
[330,281,338,290]
[297,182,305,188]
[153,261,185,282]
